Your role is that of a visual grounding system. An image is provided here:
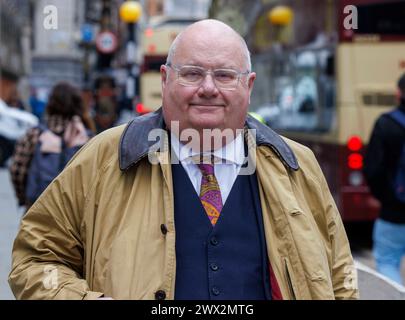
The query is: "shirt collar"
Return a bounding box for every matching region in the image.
[171,131,245,166]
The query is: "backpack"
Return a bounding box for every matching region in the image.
[25,124,80,205]
[387,109,405,203]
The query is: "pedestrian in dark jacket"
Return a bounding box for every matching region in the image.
[364,73,405,285]
[9,82,95,209]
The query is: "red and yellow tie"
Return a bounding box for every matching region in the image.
[197,163,223,226]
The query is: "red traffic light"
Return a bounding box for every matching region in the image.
[347,136,363,152]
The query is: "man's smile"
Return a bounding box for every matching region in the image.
[189,103,225,109]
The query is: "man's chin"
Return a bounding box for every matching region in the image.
[191,119,224,131]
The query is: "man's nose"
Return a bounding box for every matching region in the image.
[198,73,219,96]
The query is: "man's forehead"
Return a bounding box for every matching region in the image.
[172,35,245,67]
[182,25,240,47]
[174,58,241,70]
[184,19,237,35]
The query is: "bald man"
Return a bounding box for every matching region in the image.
[9,20,358,300]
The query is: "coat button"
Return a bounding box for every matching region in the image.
[211,286,220,296]
[210,263,219,271]
[210,237,218,246]
[155,290,166,300]
[160,224,168,235]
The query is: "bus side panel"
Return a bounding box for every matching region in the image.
[140,71,162,111]
[337,42,405,144]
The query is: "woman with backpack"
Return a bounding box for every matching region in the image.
[9,82,95,210]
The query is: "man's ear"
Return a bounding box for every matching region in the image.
[247,72,256,103]
[161,65,168,91]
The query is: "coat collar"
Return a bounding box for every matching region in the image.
[119,108,299,171]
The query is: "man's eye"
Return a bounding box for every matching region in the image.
[215,71,236,81]
[181,69,203,79]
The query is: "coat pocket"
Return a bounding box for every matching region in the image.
[284,258,296,300]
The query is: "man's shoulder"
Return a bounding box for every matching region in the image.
[69,124,127,168]
[280,136,316,164]
[276,136,324,179]
[89,124,127,149]
[72,110,164,171]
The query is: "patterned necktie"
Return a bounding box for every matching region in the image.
[197,163,223,226]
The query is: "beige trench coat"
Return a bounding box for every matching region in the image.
[9,110,358,300]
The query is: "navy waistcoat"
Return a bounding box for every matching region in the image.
[172,163,271,300]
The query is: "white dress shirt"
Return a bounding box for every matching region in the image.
[171,132,245,204]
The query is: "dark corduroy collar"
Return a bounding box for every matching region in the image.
[119,108,299,171]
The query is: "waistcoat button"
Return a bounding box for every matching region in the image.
[210,237,219,246]
[211,286,220,296]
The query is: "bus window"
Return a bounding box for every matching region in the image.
[356,1,405,36]
[252,48,336,133]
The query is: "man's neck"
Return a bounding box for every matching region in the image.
[171,130,245,166]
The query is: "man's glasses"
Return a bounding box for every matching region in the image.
[166,63,250,90]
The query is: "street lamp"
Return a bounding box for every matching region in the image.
[268,6,293,44]
[119,1,142,109]
[268,6,293,26]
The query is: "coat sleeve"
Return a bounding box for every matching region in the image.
[8,140,104,300]
[314,156,359,300]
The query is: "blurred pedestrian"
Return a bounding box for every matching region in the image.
[81,85,96,131]
[8,91,25,111]
[9,20,357,300]
[9,82,95,210]
[29,87,47,120]
[93,75,118,133]
[0,77,38,167]
[364,73,405,285]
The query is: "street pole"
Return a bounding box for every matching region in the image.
[119,1,142,111]
[125,22,138,107]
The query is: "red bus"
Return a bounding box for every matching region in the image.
[248,0,405,221]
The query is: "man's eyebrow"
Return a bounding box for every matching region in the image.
[180,62,242,70]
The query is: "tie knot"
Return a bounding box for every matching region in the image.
[197,163,215,176]
[190,154,222,165]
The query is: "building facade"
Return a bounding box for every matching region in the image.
[30,0,86,95]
